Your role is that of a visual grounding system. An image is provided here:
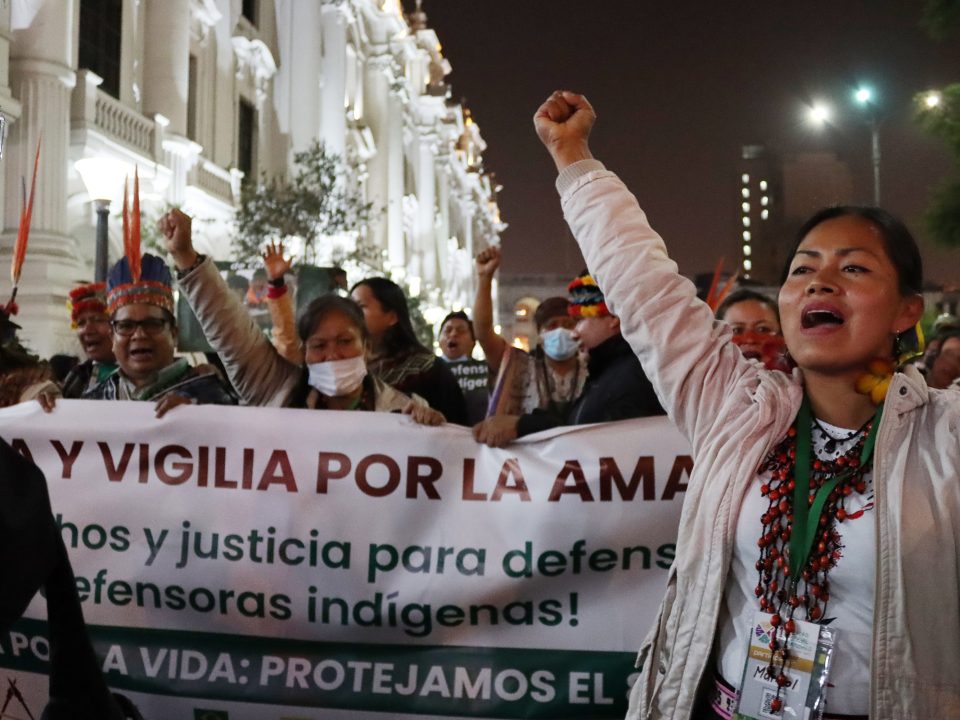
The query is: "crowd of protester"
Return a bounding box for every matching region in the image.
[1,86,960,720]
[1,205,959,435]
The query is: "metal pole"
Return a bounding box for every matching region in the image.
[94,199,110,282]
[870,120,881,206]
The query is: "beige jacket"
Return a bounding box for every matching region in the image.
[266,286,302,365]
[558,161,960,719]
[178,258,411,411]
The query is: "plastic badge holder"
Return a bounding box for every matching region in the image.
[734,612,836,720]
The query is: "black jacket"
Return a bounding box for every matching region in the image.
[0,438,144,718]
[517,334,663,436]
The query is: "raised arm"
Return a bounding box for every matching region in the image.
[262,241,303,365]
[533,90,596,173]
[159,210,300,406]
[472,246,508,373]
[534,91,790,443]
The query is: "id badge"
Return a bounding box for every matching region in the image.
[734,611,836,719]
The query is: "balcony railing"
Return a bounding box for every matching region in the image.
[189,159,236,205]
[94,92,155,157]
[71,69,161,160]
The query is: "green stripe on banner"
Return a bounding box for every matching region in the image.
[0,619,635,718]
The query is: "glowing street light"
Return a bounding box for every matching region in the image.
[808,102,832,125]
[75,157,130,282]
[805,84,883,205]
[923,90,943,109]
[854,87,873,105]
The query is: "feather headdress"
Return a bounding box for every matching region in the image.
[567,272,610,318]
[67,282,108,328]
[107,168,174,315]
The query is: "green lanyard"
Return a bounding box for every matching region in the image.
[788,397,883,583]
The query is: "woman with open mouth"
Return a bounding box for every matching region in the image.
[534,90,959,720]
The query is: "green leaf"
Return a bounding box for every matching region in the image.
[232,141,374,267]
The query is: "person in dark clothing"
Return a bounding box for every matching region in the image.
[0,438,144,719]
[351,277,468,424]
[0,304,57,408]
[437,310,491,424]
[567,316,664,425]
[477,272,663,445]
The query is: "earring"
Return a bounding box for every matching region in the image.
[895,323,925,366]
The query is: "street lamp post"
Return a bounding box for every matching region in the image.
[75,158,129,282]
[854,87,881,206]
[93,199,110,282]
[806,87,883,206]
[868,119,881,206]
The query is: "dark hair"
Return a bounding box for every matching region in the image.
[49,353,80,382]
[927,329,960,367]
[716,288,780,322]
[297,294,367,343]
[226,273,250,291]
[534,297,571,331]
[439,310,475,341]
[779,206,923,295]
[349,278,427,355]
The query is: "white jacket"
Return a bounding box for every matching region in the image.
[558,161,960,719]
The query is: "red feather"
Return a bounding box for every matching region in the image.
[704,257,725,311]
[10,136,41,289]
[130,167,141,282]
[714,272,739,310]
[122,177,130,265]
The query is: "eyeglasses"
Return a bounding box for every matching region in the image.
[111,318,171,337]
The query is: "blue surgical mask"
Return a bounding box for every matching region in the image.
[541,327,578,361]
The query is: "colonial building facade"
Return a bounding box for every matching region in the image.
[0,0,503,357]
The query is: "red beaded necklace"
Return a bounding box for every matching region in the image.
[753,398,882,712]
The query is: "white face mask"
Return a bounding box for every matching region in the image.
[541,327,579,361]
[307,355,367,397]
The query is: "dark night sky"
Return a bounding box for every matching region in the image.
[422,1,960,286]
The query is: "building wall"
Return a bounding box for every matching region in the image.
[0,0,503,358]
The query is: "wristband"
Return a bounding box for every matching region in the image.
[176,253,206,279]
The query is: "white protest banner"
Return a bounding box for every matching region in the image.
[0,400,689,719]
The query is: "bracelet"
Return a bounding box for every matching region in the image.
[176,253,206,279]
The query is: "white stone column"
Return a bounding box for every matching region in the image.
[0,2,23,231]
[415,130,437,286]
[459,196,476,304]
[435,160,451,282]
[278,0,321,158]
[363,54,404,267]
[2,0,82,357]
[142,0,190,137]
[386,88,405,271]
[318,3,347,159]
[163,136,202,206]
